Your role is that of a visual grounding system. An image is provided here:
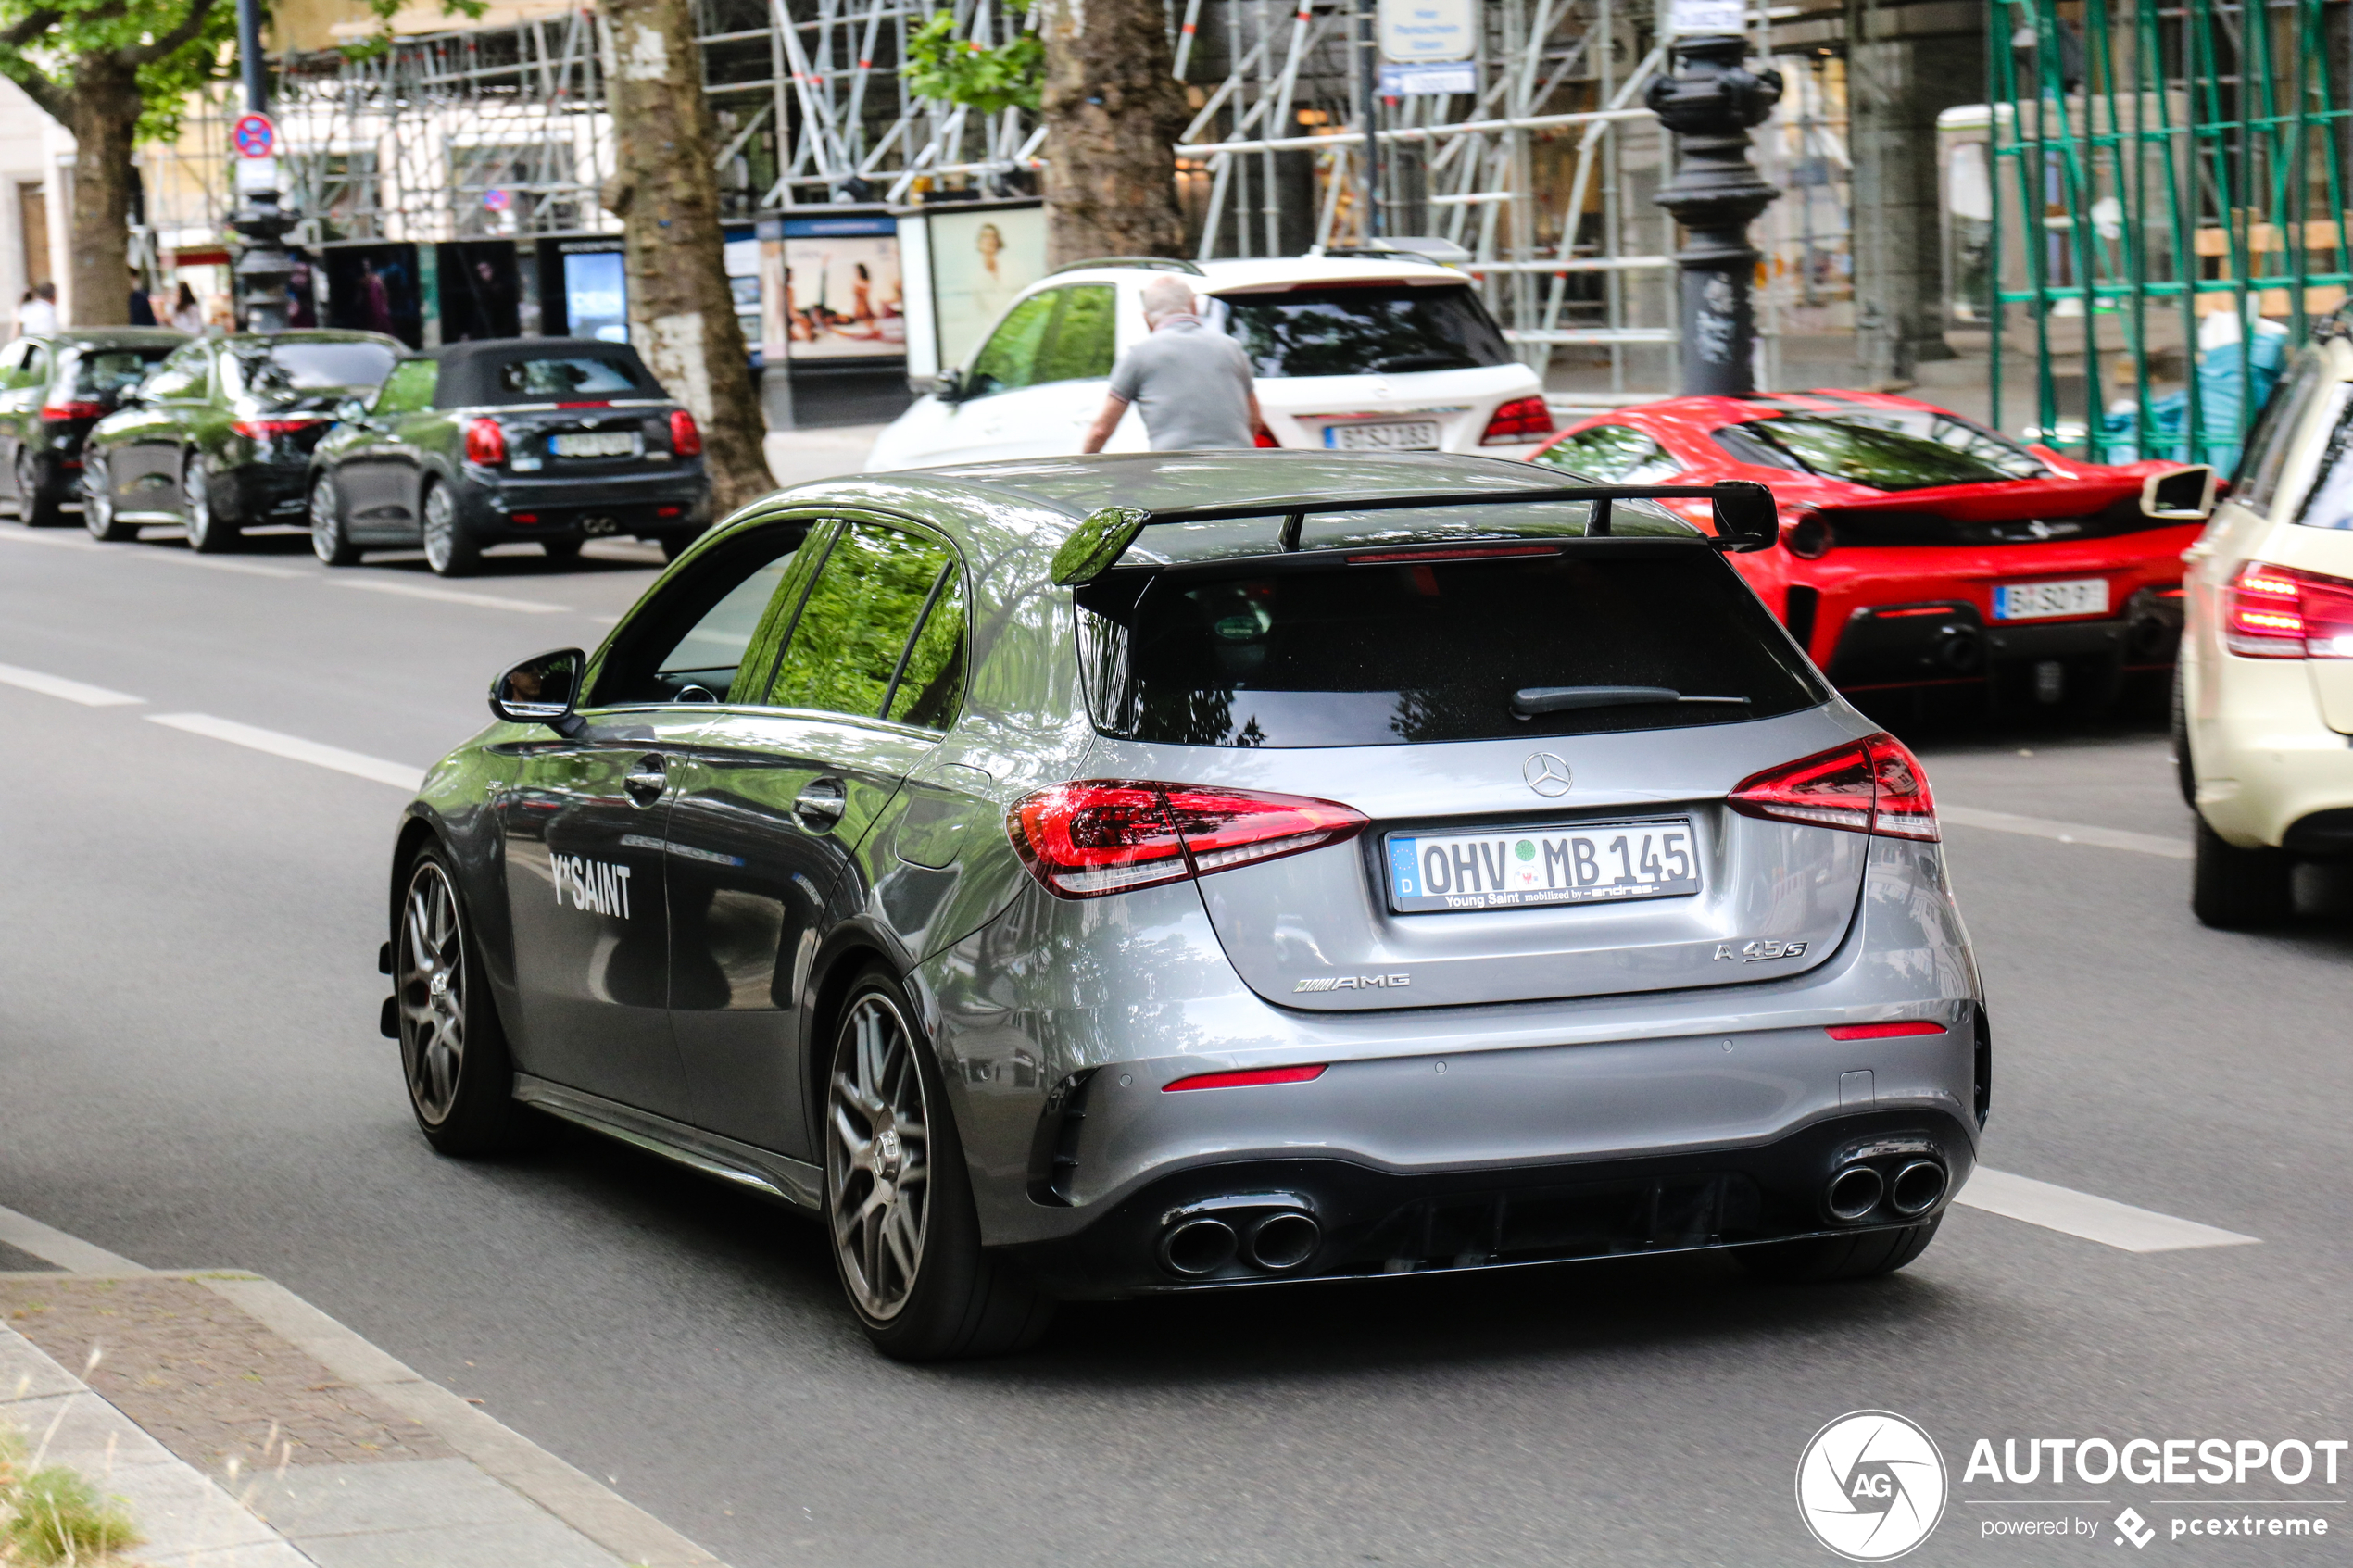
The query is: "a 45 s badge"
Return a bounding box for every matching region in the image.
[1716,938,1807,962]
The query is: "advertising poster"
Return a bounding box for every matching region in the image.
[928,204,1047,369]
[782,214,905,359]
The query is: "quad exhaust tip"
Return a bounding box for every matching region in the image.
[1160,1217,1239,1277]
[1889,1159,1947,1216]
[1825,1165,1885,1223]
[1245,1212,1321,1272]
[1158,1198,1322,1278]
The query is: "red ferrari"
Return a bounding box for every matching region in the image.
[1529,390,2219,709]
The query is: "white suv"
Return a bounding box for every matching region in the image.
[2178,324,2353,925]
[865,255,1553,469]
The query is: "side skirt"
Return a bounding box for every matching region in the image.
[511,1073,823,1211]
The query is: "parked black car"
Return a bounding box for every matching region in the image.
[82,331,402,550]
[306,338,714,574]
[0,329,186,527]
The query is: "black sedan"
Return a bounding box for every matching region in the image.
[82,331,401,551]
[306,338,713,574]
[0,328,186,527]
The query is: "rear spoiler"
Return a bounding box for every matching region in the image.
[1049,482,1779,586]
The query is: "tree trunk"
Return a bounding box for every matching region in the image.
[1037,0,1189,266]
[67,52,139,329]
[595,0,771,515]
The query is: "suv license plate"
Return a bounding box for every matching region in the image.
[1326,420,1441,452]
[1994,577,2107,620]
[551,431,641,458]
[1384,819,1700,913]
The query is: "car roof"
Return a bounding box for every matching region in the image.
[1040,256,1475,295]
[429,336,635,363]
[31,329,188,350]
[766,451,1700,568]
[221,330,403,347]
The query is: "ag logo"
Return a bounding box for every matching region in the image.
[1795,1411,1946,1561]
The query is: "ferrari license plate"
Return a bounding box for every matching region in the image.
[1384,819,1700,913]
[1994,577,2107,620]
[551,430,640,459]
[1325,420,1441,452]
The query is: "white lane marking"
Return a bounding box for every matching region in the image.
[0,524,305,574]
[1941,804,2192,859]
[146,712,425,791]
[331,576,570,614]
[0,527,102,550]
[0,1202,148,1273]
[154,552,305,579]
[0,661,145,707]
[1958,1168,2259,1251]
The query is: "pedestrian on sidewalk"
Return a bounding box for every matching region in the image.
[1081,274,1265,453]
[14,282,58,338]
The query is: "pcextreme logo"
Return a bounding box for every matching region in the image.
[1797,1411,1950,1561]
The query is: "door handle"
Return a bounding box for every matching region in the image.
[623,754,667,807]
[794,777,848,829]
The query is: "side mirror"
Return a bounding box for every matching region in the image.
[925,369,965,403]
[489,648,586,735]
[2142,464,2217,521]
[335,396,369,424]
[1709,481,1778,552]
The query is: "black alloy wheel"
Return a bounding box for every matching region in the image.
[14,447,60,527]
[396,847,524,1153]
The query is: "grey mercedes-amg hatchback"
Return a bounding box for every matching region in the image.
[386,451,1988,1360]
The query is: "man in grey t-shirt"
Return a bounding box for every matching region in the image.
[1081,275,1265,452]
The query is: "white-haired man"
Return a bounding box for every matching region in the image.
[1080,274,1266,452]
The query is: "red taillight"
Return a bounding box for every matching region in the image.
[556,400,611,408]
[1824,1021,1948,1040]
[669,408,703,457]
[464,418,507,465]
[1007,780,1367,899]
[230,417,322,438]
[2224,560,2353,659]
[1164,1065,1328,1092]
[1253,427,1281,448]
[41,401,104,422]
[656,504,683,518]
[510,512,539,523]
[1727,733,1939,842]
[1478,395,1556,445]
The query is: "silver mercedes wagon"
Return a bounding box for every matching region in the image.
[388,451,1989,1360]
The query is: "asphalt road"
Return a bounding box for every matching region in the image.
[3,521,2350,1567]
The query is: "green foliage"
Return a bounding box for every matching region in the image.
[340,0,488,63]
[902,0,1041,115]
[0,0,236,142]
[0,1428,142,1566]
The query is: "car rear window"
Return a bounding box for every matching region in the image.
[69,347,173,395]
[1712,413,2036,490]
[1076,543,1824,747]
[1211,284,1513,378]
[493,356,648,399]
[236,342,399,403]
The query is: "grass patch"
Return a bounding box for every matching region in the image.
[0,1423,143,1565]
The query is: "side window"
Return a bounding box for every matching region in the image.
[763,520,965,726]
[2235,348,2328,514]
[966,291,1058,397]
[588,521,812,707]
[19,345,49,387]
[1537,424,1680,483]
[2292,387,2353,532]
[1032,284,1117,385]
[372,359,438,415]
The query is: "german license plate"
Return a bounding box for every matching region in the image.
[551,430,640,458]
[1325,420,1441,452]
[1994,577,2107,620]
[1384,819,1700,912]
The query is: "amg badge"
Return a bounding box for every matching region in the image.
[1295,973,1411,992]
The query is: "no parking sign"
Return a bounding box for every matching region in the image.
[232,112,275,158]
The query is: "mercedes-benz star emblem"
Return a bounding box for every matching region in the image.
[1523,752,1572,797]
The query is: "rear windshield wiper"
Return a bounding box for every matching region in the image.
[1510,686,1753,718]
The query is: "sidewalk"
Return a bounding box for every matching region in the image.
[0,1206,725,1568]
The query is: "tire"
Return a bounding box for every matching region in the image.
[309,475,360,565]
[823,965,1054,1361]
[182,454,239,553]
[394,845,526,1154]
[15,447,60,527]
[2171,666,2196,809]
[81,456,134,542]
[539,537,582,565]
[2192,816,2293,928]
[421,482,479,576]
[1732,1216,1941,1284]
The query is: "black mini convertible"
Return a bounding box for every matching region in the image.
[306,337,714,574]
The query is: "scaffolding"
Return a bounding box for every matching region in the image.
[1981,0,2353,467]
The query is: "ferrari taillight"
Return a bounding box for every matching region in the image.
[2224,560,2353,658]
[1008,781,1367,899]
[1727,733,1939,842]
